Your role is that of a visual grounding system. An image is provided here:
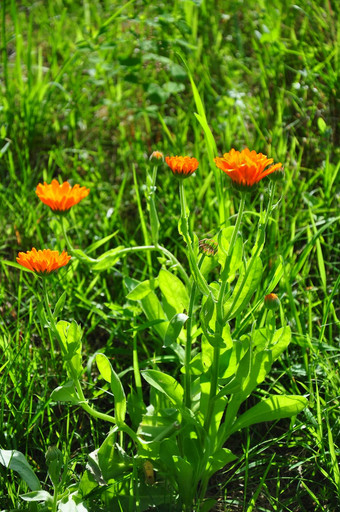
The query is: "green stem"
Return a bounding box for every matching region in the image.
[147,164,160,246]
[224,183,276,322]
[61,216,76,256]
[51,484,58,512]
[132,164,153,279]
[203,194,246,434]
[184,255,204,408]
[133,318,143,403]
[179,180,212,298]
[217,194,246,325]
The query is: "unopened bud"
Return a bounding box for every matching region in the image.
[199,238,218,257]
[268,167,285,182]
[264,293,280,311]
[45,446,63,487]
[149,151,164,166]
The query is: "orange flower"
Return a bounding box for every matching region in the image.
[165,156,199,179]
[214,148,282,190]
[36,180,90,212]
[16,248,71,275]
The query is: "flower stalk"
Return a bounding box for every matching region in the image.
[179,180,212,298]
[203,194,246,434]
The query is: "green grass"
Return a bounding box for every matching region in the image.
[0,0,339,510]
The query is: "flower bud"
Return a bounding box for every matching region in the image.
[149,151,164,166]
[45,446,63,487]
[264,293,280,311]
[199,238,218,257]
[268,167,285,182]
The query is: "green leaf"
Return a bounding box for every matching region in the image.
[57,320,83,375]
[0,449,41,491]
[164,313,187,363]
[141,291,169,339]
[53,291,67,319]
[50,381,81,404]
[37,302,49,328]
[224,256,263,320]
[172,455,194,506]
[20,490,53,502]
[126,279,154,301]
[317,117,327,134]
[158,269,189,314]
[1,260,35,273]
[96,353,126,424]
[229,395,308,434]
[219,337,249,380]
[124,277,169,339]
[265,256,283,294]
[142,370,184,406]
[206,448,237,480]
[91,246,124,270]
[138,406,180,457]
[200,499,218,512]
[217,228,243,282]
[164,313,187,346]
[85,230,119,254]
[96,430,133,481]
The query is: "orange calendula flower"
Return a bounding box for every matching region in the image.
[16,248,71,275]
[36,180,90,212]
[214,148,282,191]
[165,156,199,179]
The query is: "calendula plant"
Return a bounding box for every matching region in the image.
[8,148,307,512]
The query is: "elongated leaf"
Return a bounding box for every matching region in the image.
[158,269,189,314]
[164,313,188,346]
[96,353,126,424]
[164,313,187,363]
[138,406,180,459]
[97,430,133,481]
[224,256,263,320]
[53,291,67,319]
[229,395,308,434]
[126,279,154,301]
[125,277,168,339]
[92,246,124,270]
[217,228,243,283]
[85,230,119,254]
[206,448,237,479]
[20,490,53,502]
[51,381,81,404]
[265,256,283,294]
[172,455,194,507]
[57,320,83,374]
[0,449,41,491]
[141,291,168,339]
[1,260,35,273]
[142,370,183,406]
